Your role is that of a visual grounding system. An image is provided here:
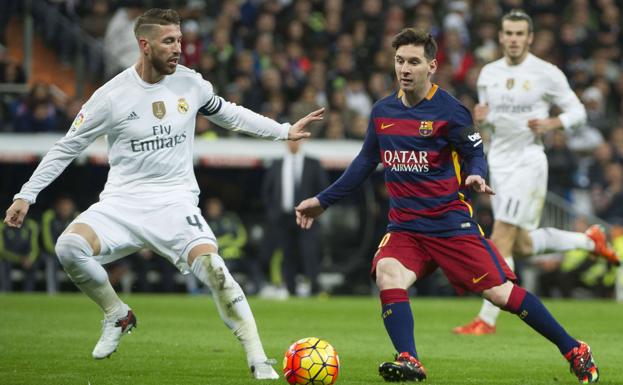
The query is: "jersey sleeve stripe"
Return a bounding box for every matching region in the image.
[200,96,223,116]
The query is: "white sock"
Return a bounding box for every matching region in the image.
[55,234,124,317]
[529,228,594,254]
[478,257,515,326]
[191,253,267,366]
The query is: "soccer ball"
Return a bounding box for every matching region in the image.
[283,337,340,385]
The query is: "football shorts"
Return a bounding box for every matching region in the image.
[490,151,547,230]
[71,195,216,273]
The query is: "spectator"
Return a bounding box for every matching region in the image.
[545,130,578,199]
[0,218,39,292]
[11,83,64,133]
[80,0,112,40]
[591,162,623,224]
[41,195,79,293]
[103,0,143,77]
[181,19,203,69]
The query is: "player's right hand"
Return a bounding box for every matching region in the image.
[4,199,30,228]
[295,197,325,229]
[473,104,489,124]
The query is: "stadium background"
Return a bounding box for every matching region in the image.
[0,0,622,299]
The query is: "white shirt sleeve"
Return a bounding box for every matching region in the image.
[197,77,290,140]
[545,65,586,131]
[14,94,113,204]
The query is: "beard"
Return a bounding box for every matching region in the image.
[151,55,176,75]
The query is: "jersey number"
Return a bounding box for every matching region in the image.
[186,215,204,231]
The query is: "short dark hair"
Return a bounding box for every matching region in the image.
[501,9,533,33]
[134,8,181,39]
[391,28,437,60]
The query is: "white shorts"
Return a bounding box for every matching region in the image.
[72,195,217,273]
[490,151,548,231]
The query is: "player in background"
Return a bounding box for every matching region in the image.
[3,8,323,380]
[295,28,599,383]
[454,9,620,337]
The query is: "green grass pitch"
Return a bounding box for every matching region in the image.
[0,294,621,385]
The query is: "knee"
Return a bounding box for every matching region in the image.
[482,281,514,308]
[375,259,412,290]
[512,239,532,258]
[55,233,93,267]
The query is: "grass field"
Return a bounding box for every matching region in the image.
[0,294,621,385]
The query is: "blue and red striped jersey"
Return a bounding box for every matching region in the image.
[317,84,487,237]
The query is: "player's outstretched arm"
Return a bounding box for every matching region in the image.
[4,199,30,228]
[465,175,495,195]
[288,108,324,141]
[295,197,325,229]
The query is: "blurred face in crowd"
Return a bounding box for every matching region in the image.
[55,197,76,220]
[499,20,533,64]
[394,44,436,97]
[139,24,182,75]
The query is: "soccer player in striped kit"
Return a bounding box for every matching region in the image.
[4,8,323,380]
[295,28,598,383]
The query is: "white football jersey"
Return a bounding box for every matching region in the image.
[14,65,290,204]
[477,53,586,171]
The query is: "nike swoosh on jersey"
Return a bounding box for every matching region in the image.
[472,272,489,284]
[381,123,395,130]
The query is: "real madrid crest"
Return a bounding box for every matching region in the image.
[177,98,189,114]
[522,80,531,91]
[152,101,166,119]
[419,120,433,136]
[506,78,515,89]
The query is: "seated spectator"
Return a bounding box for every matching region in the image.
[0,218,40,292]
[11,83,64,133]
[181,19,203,69]
[591,162,623,224]
[80,0,112,40]
[41,195,79,293]
[130,249,177,293]
[545,130,577,200]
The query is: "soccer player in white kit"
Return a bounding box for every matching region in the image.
[3,9,324,380]
[453,9,620,338]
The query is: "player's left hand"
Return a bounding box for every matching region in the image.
[288,108,324,140]
[295,197,325,229]
[465,175,495,195]
[527,118,561,135]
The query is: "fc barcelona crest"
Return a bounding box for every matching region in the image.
[506,78,515,89]
[177,98,189,114]
[419,120,433,136]
[152,101,166,119]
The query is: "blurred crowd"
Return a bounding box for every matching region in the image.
[0,0,622,294]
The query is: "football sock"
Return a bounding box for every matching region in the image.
[504,285,579,355]
[380,289,418,358]
[55,233,124,316]
[477,257,515,326]
[529,228,594,254]
[191,253,267,366]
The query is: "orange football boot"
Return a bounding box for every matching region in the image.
[565,341,599,383]
[585,224,621,266]
[452,317,496,335]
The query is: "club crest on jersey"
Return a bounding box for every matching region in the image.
[419,120,434,136]
[522,80,531,91]
[177,98,189,114]
[152,101,166,119]
[506,78,514,89]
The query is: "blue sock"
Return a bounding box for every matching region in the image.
[505,285,579,355]
[380,289,417,357]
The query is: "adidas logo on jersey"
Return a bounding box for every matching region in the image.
[127,111,139,120]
